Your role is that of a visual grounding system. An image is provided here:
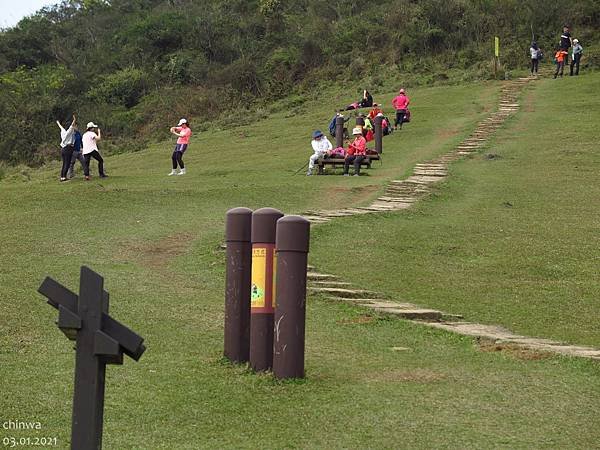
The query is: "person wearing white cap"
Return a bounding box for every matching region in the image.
[82,121,106,180]
[168,118,192,176]
[343,127,367,176]
[570,39,583,76]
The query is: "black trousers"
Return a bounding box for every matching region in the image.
[570,54,581,75]
[531,58,539,73]
[344,155,365,175]
[60,145,74,178]
[395,109,406,128]
[84,150,105,176]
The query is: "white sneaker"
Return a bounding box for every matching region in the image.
[168,170,177,176]
[177,168,186,175]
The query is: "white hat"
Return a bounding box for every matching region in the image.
[178,118,188,126]
[573,38,579,43]
[352,127,362,135]
[86,122,98,128]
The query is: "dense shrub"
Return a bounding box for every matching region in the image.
[0,0,598,165]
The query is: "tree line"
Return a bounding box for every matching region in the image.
[0,0,598,165]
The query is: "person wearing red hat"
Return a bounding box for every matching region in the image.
[391,89,410,130]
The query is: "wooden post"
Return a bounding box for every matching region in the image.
[273,216,310,379]
[335,116,344,149]
[38,267,145,450]
[374,115,383,154]
[249,208,283,372]
[224,207,253,363]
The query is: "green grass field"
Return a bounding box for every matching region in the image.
[1,76,599,449]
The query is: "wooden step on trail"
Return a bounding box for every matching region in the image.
[309,287,378,298]
[309,280,352,287]
[307,272,338,280]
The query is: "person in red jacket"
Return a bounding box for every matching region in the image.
[344,127,367,176]
[391,88,410,130]
[368,103,383,121]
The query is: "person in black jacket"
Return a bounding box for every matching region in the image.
[359,89,373,108]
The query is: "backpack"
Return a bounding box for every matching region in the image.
[404,109,411,123]
[328,116,336,136]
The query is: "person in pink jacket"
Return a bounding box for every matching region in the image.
[168,118,192,176]
[391,89,410,130]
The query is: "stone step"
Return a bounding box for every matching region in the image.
[369,307,443,321]
[309,287,378,298]
[307,272,338,280]
[309,280,352,287]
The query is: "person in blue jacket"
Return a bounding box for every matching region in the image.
[67,125,85,179]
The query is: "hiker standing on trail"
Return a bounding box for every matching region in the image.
[553,47,568,78]
[559,25,572,56]
[529,42,542,75]
[307,130,332,176]
[168,118,192,176]
[392,89,410,130]
[82,122,107,180]
[56,115,76,182]
[570,39,583,76]
[343,127,367,177]
[67,125,85,179]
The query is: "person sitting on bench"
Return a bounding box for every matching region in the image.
[307,130,332,176]
[344,127,367,177]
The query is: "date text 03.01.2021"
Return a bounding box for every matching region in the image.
[2,436,58,448]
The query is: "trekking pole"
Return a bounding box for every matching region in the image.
[293,161,309,175]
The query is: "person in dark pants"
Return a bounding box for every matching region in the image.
[82,121,107,180]
[168,118,192,176]
[529,42,542,75]
[391,89,410,130]
[343,127,367,177]
[560,25,572,55]
[67,126,85,178]
[359,89,373,108]
[56,115,77,182]
[570,39,583,76]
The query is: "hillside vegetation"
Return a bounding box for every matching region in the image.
[0,0,599,166]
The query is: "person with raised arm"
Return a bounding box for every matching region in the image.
[56,114,77,182]
[82,121,107,180]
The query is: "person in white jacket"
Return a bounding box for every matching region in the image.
[307,130,332,176]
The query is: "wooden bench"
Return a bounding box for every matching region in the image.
[317,153,381,175]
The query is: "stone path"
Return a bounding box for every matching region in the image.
[304,77,600,361]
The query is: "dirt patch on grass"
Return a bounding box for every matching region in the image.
[338,315,375,325]
[119,232,195,271]
[436,127,460,140]
[477,340,553,361]
[367,368,446,383]
[326,184,380,207]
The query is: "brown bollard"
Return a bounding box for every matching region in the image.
[273,216,310,379]
[374,115,383,154]
[249,207,284,372]
[335,116,345,148]
[224,207,253,363]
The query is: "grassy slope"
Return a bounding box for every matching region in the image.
[312,74,600,347]
[1,79,599,449]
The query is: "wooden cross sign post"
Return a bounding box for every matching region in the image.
[38,266,146,450]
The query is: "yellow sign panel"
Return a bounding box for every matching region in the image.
[251,248,266,308]
[272,253,277,308]
[495,36,500,57]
